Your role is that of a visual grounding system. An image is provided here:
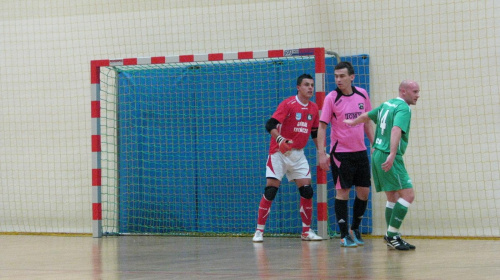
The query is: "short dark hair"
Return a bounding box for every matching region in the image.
[297,73,314,85]
[334,61,355,75]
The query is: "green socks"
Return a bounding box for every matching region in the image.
[385,201,395,227]
[387,199,410,237]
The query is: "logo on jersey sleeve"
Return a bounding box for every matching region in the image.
[295,113,302,120]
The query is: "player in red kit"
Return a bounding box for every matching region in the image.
[252,74,323,242]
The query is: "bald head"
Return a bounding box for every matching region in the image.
[399,80,418,91]
[399,80,420,105]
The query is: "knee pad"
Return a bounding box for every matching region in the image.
[264,186,279,201]
[299,185,313,199]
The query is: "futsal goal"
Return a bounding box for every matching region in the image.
[91,48,372,238]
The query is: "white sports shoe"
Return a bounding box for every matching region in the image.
[252,230,264,242]
[301,230,323,241]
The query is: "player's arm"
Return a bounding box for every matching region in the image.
[316,122,330,171]
[265,117,281,139]
[381,126,402,172]
[364,121,375,147]
[343,112,371,126]
[311,126,319,149]
[364,96,375,145]
[265,117,293,155]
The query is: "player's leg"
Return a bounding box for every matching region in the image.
[384,190,412,250]
[381,155,415,250]
[331,152,357,247]
[384,190,399,231]
[350,186,369,245]
[386,158,414,238]
[388,188,416,249]
[373,150,398,244]
[385,200,396,228]
[335,188,353,245]
[387,189,414,235]
[373,150,413,249]
[350,151,371,245]
[253,154,284,242]
[383,190,416,249]
[287,150,322,241]
[295,180,322,241]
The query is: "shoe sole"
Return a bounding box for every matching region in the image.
[252,236,263,243]
[384,235,415,249]
[387,244,409,251]
[387,241,415,250]
[340,242,358,247]
[386,240,410,251]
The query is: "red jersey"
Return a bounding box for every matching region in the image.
[268,95,319,154]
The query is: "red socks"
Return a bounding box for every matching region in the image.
[256,195,273,231]
[300,197,312,232]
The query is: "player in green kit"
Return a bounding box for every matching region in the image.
[344,80,420,251]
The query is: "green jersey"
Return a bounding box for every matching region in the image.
[367,97,411,155]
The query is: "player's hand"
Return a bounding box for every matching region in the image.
[319,152,330,171]
[343,119,355,126]
[276,135,293,156]
[382,153,395,172]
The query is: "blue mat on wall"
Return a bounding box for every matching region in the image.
[116,54,371,234]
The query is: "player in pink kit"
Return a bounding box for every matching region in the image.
[252,74,323,242]
[317,62,374,247]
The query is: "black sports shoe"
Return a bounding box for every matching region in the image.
[384,234,416,250]
[400,237,416,250]
[386,235,409,251]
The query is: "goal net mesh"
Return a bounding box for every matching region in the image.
[98,53,371,236]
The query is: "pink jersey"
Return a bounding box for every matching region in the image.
[320,86,372,153]
[269,95,319,154]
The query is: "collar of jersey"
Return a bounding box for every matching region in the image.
[295,95,309,106]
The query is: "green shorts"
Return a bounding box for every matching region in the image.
[371,149,413,192]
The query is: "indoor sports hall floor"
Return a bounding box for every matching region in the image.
[1,234,498,279]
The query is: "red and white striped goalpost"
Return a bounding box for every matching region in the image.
[90,47,333,238]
